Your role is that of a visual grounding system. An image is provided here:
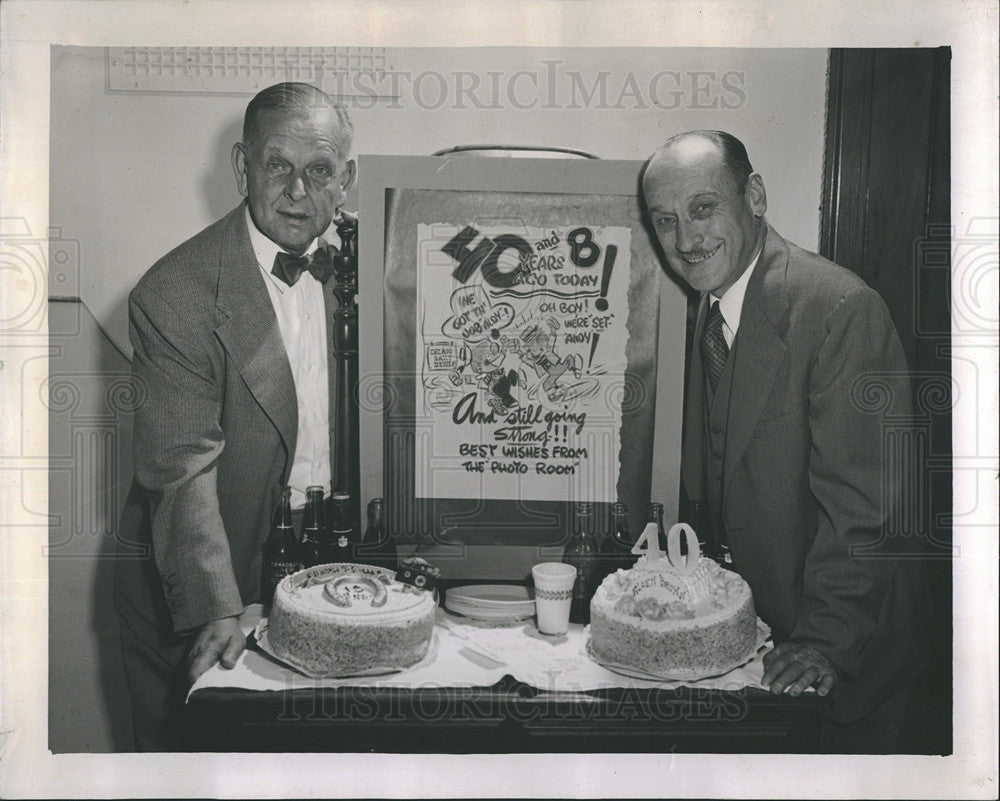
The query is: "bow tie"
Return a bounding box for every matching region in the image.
[271,244,337,287]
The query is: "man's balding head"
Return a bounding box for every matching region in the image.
[642,131,766,296]
[648,130,754,193]
[243,82,353,161]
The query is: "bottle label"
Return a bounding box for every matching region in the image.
[268,561,300,584]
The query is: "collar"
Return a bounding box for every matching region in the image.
[711,245,761,338]
[244,205,342,292]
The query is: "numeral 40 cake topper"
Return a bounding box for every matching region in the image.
[631,522,701,574]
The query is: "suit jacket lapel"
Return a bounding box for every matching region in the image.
[723,224,789,490]
[213,205,298,461]
[682,294,709,500]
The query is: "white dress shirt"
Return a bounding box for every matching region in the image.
[245,207,333,509]
[711,248,761,348]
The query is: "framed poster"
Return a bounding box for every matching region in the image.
[359,155,687,577]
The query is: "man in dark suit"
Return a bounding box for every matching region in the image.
[642,131,927,751]
[113,83,355,750]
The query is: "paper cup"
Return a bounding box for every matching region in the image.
[531,562,577,635]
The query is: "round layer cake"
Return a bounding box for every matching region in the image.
[589,553,757,677]
[268,563,436,677]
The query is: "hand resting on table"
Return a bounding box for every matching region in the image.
[187,615,245,685]
[761,640,838,697]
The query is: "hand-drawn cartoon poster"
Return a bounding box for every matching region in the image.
[415,222,631,501]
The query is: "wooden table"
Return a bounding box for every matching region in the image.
[184,579,826,753]
[185,680,824,752]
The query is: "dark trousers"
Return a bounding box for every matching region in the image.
[818,679,917,753]
[118,609,192,752]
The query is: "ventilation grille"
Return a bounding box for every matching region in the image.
[107,47,397,98]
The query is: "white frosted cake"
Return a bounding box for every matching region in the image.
[588,525,757,677]
[267,563,436,677]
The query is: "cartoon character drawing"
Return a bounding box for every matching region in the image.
[508,317,583,401]
[449,335,520,414]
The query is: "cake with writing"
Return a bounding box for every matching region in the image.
[267,562,436,677]
[588,524,757,678]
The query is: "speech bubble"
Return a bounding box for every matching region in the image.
[442,285,514,343]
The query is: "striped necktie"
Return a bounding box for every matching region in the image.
[701,300,729,394]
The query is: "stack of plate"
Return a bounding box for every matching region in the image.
[444,584,536,622]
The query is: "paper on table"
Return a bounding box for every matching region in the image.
[429,613,776,693]
[187,607,508,699]
[188,606,782,698]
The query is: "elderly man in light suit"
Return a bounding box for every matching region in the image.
[643,131,927,752]
[114,83,356,751]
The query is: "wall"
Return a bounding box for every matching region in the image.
[47,300,135,752]
[51,46,828,353]
[47,46,829,751]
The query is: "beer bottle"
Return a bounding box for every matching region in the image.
[648,502,668,553]
[355,498,398,571]
[599,501,634,578]
[261,486,301,607]
[299,485,325,568]
[562,501,598,625]
[328,491,355,564]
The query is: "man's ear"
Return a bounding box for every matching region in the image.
[231,143,249,197]
[340,159,357,194]
[746,172,767,217]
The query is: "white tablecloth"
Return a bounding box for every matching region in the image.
[188,604,773,699]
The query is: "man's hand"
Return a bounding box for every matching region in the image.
[186,615,245,685]
[761,640,839,697]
